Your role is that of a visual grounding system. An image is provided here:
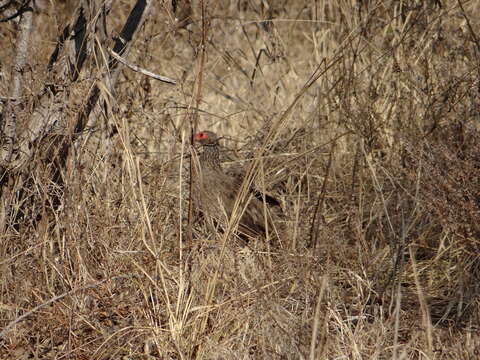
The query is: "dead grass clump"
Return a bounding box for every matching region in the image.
[2,0,480,359]
[401,124,480,327]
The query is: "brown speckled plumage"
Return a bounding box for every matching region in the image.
[192,131,275,238]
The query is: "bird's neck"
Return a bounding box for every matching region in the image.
[200,144,222,171]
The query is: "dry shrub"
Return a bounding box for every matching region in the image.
[1,1,480,359]
[402,124,480,326]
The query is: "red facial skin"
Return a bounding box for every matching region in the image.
[194,132,208,142]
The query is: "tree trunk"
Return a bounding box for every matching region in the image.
[0,0,154,232]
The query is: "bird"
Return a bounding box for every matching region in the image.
[191,130,279,239]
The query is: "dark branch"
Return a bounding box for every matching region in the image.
[0,0,32,23]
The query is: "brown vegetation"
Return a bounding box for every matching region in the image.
[1,0,479,359]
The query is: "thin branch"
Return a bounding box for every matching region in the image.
[0,0,32,23]
[308,140,335,249]
[109,49,176,84]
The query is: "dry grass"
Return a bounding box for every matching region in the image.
[1,1,480,359]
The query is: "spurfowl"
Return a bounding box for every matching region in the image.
[192,130,278,238]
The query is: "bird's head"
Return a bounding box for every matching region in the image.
[194,131,219,146]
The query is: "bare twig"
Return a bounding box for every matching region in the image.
[186,0,208,245]
[0,0,32,23]
[109,49,176,84]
